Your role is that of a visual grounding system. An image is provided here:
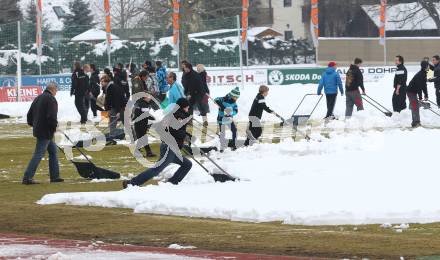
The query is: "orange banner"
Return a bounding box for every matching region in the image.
[104,0,111,45]
[172,0,180,46]
[379,0,387,45]
[310,0,319,47]
[36,0,43,57]
[241,0,249,49]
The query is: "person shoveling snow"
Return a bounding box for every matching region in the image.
[123,98,193,188]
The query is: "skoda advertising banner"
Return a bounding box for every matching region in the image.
[268,68,326,85]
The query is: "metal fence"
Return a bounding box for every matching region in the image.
[0,16,242,76]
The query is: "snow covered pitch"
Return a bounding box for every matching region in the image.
[3,67,440,226]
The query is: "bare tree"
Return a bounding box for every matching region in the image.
[382,0,440,35]
[92,0,144,29]
[417,0,440,34]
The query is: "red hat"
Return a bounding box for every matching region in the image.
[328,61,336,67]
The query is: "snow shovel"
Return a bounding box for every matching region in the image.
[74,116,123,148]
[183,133,238,182]
[200,150,238,182]
[419,100,440,117]
[291,94,323,126]
[361,94,393,117]
[182,148,236,182]
[290,94,323,140]
[60,131,121,179]
[426,99,439,108]
[0,113,11,119]
[273,112,286,126]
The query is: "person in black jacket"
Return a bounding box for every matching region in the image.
[182,62,209,126]
[428,55,440,106]
[407,60,429,128]
[196,64,210,125]
[392,55,408,112]
[116,63,130,100]
[123,98,193,188]
[345,58,365,118]
[101,74,126,138]
[71,61,90,124]
[88,64,100,117]
[132,82,157,158]
[244,85,275,146]
[23,83,63,185]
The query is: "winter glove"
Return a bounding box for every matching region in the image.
[224,107,233,116]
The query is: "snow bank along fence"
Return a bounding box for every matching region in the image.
[318,37,440,65]
[0,65,410,103]
[0,17,242,77]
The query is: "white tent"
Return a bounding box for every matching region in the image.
[71,29,120,42]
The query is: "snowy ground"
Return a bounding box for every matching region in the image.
[0,243,204,260]
[4,67,440,226]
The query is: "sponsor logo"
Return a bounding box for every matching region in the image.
[268,70,284,85]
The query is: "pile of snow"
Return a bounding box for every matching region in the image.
[39,128,440,225]
[168,244,197,250]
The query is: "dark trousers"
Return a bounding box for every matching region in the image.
[244,120,262,146]
[407,92,420,124]
[392,87,407,112]
[134,120,152,154]
[325,94,337,118]
[90,96,98,117]
[130,143,192,186]
[436,88,440,106]
[219,121,237,149]
[345,90,364,117]
[75,95,89,124]
[23,138,59,181]
[109,108,124,138]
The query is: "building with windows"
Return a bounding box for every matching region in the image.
[250,0,308,41]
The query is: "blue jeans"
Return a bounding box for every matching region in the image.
[130,143,192,186]
[23,138,60,181]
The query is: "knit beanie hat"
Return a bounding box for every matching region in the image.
[229,87,240,99]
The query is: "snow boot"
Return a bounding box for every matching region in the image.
[122,180,132,189]
[411,121,421,128]
[50,178,64,183]
[22,179,40,185]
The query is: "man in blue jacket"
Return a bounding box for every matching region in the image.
[166,72,185,106]
[317,61,344,120]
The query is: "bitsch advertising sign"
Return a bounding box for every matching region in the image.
[206,69,268,86]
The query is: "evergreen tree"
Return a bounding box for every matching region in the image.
[63,0,94,39]
[0,0,21,24]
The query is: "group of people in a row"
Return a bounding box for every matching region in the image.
[317,55,440,127]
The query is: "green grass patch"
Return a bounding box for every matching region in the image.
[1,124,440,258]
